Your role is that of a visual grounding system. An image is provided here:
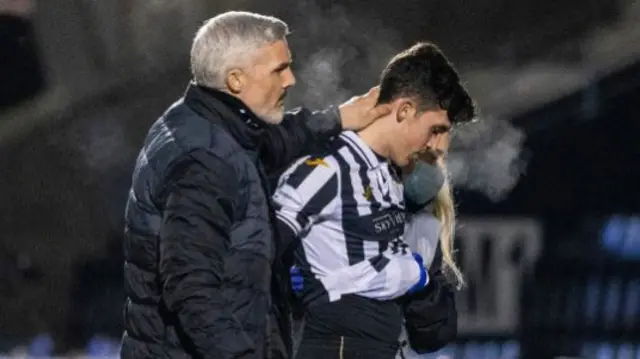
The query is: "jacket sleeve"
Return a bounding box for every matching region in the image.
[158,149,253,358]
[402,246,458,354]
[261,107,342,173]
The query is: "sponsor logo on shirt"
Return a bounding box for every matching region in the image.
[372,211,406,234]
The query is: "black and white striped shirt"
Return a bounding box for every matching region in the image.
[273,131,423,306]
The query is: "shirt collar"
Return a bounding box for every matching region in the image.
[339,131,387,169]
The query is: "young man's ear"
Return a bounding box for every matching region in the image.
[396,100,417,123]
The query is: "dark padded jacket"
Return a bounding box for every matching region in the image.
[400,245,458,354]
[121,84,341,359]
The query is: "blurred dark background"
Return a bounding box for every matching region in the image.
[0,0,638,357]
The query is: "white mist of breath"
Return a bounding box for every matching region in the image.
[447,117,528,202]
[284,0,401,109]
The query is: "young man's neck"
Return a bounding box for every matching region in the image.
[356,122,392,160]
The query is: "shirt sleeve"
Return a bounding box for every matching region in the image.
[317,245,425,302]
[158,149,253,358]
[309,209,442,302]
[272,157,339,256]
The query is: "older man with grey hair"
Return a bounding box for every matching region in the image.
[120,10,390,359]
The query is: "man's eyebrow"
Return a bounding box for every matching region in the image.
[273,61,291,72]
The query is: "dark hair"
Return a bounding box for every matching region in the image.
[377,42,476,124]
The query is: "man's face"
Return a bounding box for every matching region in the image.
[391,105,451,167]
[228,39,296,124]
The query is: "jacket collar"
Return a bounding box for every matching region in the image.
[183,83,267,150]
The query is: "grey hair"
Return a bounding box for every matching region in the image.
[190,11,290,89]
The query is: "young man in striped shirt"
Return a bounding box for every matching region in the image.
[273,42,475,359]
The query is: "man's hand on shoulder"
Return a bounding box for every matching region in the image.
[339,86,392,131]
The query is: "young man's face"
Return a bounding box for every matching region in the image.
[227,39,296,124]
[390,104,451,167]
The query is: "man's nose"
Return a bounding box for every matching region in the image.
[426,134,441,151]
[427,133,448,153]
[284,68,296,88]
[423,137,445,160]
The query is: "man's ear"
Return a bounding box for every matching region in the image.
[226,68,245,94]
[396,100,416,123]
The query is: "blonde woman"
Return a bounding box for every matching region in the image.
[397,159,463,358]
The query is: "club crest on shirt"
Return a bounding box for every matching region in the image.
[304,158,329,167]
[363,185,373,201]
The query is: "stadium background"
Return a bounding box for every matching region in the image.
[0,0,639,357]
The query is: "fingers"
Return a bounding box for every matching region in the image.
[363,86,381,102]
[367,103,392,120]
[367,86,381,96]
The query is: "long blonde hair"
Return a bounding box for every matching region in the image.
[432,161,465,289]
